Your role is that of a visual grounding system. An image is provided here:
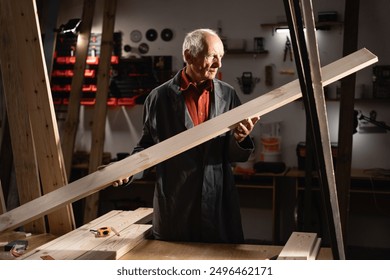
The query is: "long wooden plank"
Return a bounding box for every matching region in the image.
[336,0,361,243]
[295,0,344,259]
[7,0,75,234]
[84,0,118,223]
[303,0,344,260]
[0,48,377,233]
[20,208,152,260]
[0,0,45,233]
[0,181,6,215]
[62,0,96,178]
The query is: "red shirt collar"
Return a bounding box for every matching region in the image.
[180,69,213,92]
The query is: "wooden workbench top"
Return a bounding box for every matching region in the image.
[0,231,332,260]
[121,239,333,260]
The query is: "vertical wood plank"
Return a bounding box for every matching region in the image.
[84,0,117,223]
[283,0,345,259]
[0,0,45,233]
[61,0,97,178]
[8,0,75,235]
[336,0,360,243]
[0,181,6,215]
[0,70,13,204]
[300,0,345,259]
[40,0,61,75]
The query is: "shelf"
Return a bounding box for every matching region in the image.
[261,21,343,35]
[225,50,269,58]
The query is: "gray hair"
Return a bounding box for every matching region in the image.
[182,28,219,63]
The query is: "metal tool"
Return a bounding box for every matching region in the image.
[283,36,293,61]
[90,227,112,237]
[90,226,120,237]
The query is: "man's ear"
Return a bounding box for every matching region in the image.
[184,50,193,64]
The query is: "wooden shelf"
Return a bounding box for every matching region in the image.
[261,21,343,34]
[224,50,269,58]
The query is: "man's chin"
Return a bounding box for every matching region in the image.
[206,71,218,79]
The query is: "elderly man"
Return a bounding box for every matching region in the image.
[116,28,259,243]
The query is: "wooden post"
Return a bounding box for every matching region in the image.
[336,0,360,243]
[40,0,61,75]
[0,0,46,233]
[283,0,345,259]
[0,49,378,233]
[6,0,75,235]
[0,70,13,206]
[0,180,6,215]
[61,0,96,179]
[83,0,117,223]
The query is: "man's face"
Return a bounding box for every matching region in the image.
[186,34,224,84]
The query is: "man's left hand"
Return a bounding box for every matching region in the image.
[233,116,260,142]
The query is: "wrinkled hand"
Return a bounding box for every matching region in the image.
[233,116,260,142]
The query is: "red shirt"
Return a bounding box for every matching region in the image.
[180,69,211,126]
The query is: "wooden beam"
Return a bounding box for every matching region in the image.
[61,0,96,178]
[40,0,60,75]
[6,0,75,234]
[285,0,345,260]
[0,118,13,205]
[0,0,45,233]
[336,0,360,243]
[0,48,378,233]
[0,180,6,215]
[84,0,118,223]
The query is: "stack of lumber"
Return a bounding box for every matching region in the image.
[18,208,152,260]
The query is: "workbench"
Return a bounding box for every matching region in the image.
[98,167,390,246]
[0,207,332,260]
[120,239,332,260]
[0,231,332,260]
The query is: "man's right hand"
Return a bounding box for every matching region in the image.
[97,163,130,187]
[112,177,130,187]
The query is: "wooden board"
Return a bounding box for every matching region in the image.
[19,207,152,260]
[0,181,6,215]
[0,0,46,233]
[301,0,344,259]
[3,0,75,234]
[0,48,378,233]
[336,0,361,242]
[277,232,321,260]
[84,0,118,223]
[282,0,344,258]
[62,0,96,178]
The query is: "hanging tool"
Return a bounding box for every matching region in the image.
[283,36,293,61]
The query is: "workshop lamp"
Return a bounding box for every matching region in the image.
[275,27,290,34]
[275,27,307,34]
